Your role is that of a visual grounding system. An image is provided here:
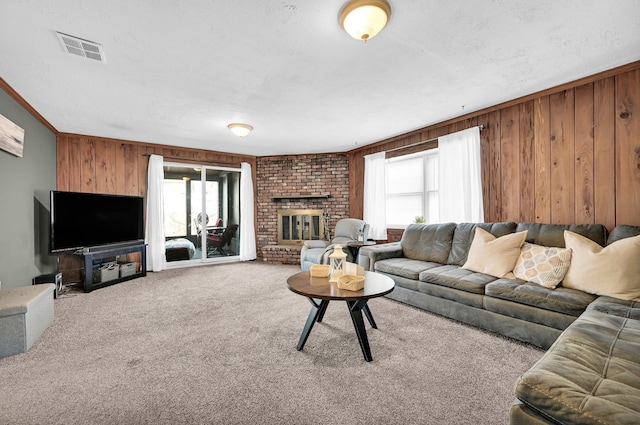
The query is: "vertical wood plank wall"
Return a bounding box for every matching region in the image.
[57,135,257,199]
[349,64,640,233]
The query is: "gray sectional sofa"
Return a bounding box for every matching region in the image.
[510,296,640,424]
[358,222,640,424]
[358,222,609,349]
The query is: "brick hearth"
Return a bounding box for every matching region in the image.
[261,244,303,265]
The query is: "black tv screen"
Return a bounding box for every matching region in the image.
[50,191,145,252]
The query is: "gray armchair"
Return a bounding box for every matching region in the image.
[300,218,370,271]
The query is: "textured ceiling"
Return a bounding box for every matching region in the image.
[1,1,639,156]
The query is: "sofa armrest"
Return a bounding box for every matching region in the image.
[300,240,331,269]
[303,240,329,249]
[357,242,403,271]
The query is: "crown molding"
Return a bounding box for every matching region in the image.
[0,77,58,134]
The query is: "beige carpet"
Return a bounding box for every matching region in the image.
[0,262,543,425]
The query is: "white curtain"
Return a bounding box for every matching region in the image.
[438,127,484,223]
[239,162,257,261]
[145,154,166,272]
[363,152,387,240]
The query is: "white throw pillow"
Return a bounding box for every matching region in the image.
[462,228,528,278]
[512,243,572,288]
[563,231,640,301]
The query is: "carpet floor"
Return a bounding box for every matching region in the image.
[0,262,543,425]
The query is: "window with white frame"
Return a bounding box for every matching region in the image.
[385,149,439,228]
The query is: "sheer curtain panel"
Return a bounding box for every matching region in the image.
[239,162,257,261]
[364,152,388,240]
[437,127,484,223]
[145,154,167,272]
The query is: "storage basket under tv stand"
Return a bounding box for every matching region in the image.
[78,243,147,292]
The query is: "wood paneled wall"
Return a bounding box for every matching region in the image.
[56,134,257,199]
[349,62,640,233]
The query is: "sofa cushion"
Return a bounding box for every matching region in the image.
[374,258,442,281]
[587,296,640,320]
[461,228,527,278]
[514,309,640,425]
[512,243,573,288]
[607,224,640,245]
[563,231,640,301]
[400,222,456,263]
[486,279,595,317]
[415,279,486,308]
[446,222,517,266]
[483,295,579,330]
[419,265,498,295]
[515,222,608,247]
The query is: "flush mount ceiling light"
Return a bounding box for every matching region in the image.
[227,123,253,138]
[339,0,392,43]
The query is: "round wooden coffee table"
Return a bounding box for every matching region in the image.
[287,270,395,362]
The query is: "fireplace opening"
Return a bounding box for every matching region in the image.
[277,209,325,245]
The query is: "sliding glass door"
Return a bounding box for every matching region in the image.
[163,163,241,265]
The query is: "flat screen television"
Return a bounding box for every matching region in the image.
[50,191,145,252]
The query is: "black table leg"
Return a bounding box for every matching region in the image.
[316,299,329,323]
[347,300,373,362]
[297,299,329,351]
[363,304,377,329]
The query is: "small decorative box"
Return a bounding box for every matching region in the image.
[310,264,331,277]
[99,263,119,282]
[336,274,365,291]
[118,262,137,278]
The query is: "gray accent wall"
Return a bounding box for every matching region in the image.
[0,87,57,289]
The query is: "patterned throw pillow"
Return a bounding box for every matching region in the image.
[512,243,572,288]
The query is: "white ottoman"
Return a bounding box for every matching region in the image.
[0,284,55,358]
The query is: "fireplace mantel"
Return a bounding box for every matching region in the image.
[272,193,330,200]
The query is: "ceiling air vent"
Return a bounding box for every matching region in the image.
[56,32,106,63]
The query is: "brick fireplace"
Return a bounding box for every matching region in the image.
[256,153,350,264]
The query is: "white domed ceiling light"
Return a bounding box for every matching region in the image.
[339,0,392,43]
[227,123,253,138]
